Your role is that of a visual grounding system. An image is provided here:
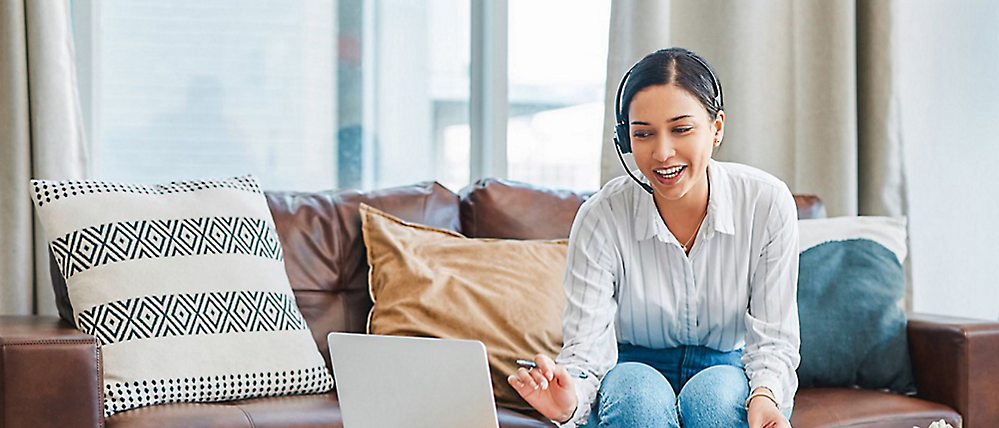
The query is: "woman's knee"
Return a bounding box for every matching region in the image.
[601,362,676,405]
[595,362,678,427]
[677,365,749,427]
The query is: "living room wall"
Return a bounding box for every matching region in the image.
[899,0,999,320]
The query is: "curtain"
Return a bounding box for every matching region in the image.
[0,0,88,315]
[600,0,906,219]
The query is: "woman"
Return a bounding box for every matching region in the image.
[507,47,799,428]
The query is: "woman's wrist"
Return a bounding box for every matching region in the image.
[555,403,578,424]
[744,386,779,411]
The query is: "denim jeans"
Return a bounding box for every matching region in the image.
[578,344,791,428]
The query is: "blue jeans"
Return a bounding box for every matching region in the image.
[579,344,790,428]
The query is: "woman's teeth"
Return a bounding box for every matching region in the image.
[655,166,684,179]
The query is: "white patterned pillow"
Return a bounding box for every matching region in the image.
[30,175,333,417]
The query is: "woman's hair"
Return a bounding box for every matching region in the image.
[618,47,724,121]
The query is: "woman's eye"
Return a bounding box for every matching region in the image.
[673,127,693,134]
[633,131,651,138]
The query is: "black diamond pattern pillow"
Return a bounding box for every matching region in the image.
[30,175,333,417]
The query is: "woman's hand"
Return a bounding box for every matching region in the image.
[746,389,791,428]
[506,354,578,423]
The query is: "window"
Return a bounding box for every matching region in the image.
[361,0,472,192]
[73,0,610,192]
[506,0,610,191]
[74,0,340,191]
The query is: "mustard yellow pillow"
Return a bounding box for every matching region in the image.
[359,203,565,409]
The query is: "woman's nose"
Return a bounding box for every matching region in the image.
[652,137,676,161]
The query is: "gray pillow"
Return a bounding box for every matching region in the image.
[795,217,916,395]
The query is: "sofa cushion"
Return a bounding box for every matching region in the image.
[458,178,590,240]
[103,392,556,428]
[31,175,333,416]
[457,179,825,243]
[796,216,916,394]
[360,203,565,410]
[264,182,460,370]
[105,392,341,428]
[790,388,960,428]
[792,195,826,220]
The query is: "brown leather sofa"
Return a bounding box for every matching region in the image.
[1,178,997,428]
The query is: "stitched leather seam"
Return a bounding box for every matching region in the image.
[960,330,971,421]
[97,346,105,428]
[0,339,102,427]
[2,344,6,428]
[0,339,96,347]
[236,405,256,428]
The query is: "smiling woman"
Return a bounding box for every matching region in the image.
[507,48,800,428]
[628,84,721,204]
[627,84,720,254]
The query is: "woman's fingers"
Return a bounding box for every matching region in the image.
[529,366,550,389]
[534,354,557,381]
[508,367,543,394]
[530,354,579,390]
[507,363,559,394]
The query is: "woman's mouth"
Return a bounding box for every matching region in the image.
[653,165,686,184]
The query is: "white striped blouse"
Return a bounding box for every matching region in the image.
[556,159,800,427]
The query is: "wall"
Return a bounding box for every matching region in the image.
[899,0,999,319]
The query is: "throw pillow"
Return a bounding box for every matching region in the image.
[796,216,916,394]
[359,203,566,410]
[30,175,333,417]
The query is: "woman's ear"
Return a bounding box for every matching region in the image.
[713,110,725,147]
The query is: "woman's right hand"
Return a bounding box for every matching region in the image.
[506,354,578,423]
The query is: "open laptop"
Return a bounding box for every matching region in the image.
[327,332,501,428]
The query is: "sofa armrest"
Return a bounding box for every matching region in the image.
[0,316,103,428]
[908,312,999,428]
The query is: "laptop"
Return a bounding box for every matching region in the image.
[327,332,501,428]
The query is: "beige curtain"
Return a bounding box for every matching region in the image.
[0,0,88,315]
[600,0,906,219]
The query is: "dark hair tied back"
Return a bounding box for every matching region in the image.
[617,47,724,124]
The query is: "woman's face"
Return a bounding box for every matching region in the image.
[628,83,724,204]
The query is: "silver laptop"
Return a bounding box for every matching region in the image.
[327,332,501,428]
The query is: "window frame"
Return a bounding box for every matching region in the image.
[71,0,531,189]
[469,0,508,182]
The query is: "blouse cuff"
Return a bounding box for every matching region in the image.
[749,374,783,405]
[555,376,596,428]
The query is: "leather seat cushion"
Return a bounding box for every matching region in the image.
[790,388,960,428]
[105,392,556,428]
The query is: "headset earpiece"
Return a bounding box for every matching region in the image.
[613,67,651,193]
[614,122,631,154]
[613,67,632,155]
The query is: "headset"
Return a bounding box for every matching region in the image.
[612,50,723,194]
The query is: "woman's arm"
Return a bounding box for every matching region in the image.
[741,185,801,410]
[555,199,621,427]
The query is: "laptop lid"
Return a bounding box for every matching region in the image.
[327,332,501,428]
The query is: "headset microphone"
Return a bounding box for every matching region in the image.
[612,68,654,194]
[615,141,653,194]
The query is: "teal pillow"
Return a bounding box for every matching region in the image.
[796,217,916,395]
